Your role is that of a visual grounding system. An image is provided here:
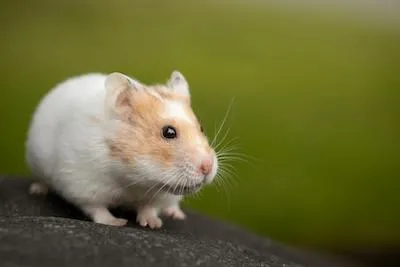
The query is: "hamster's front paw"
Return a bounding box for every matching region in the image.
[81,205,128,227]
[100,217,128,227]
[163,206,186,220]
[136,207,163,229]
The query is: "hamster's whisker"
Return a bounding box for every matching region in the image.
[218,155,251,164]
[216,166,238,190]
[217,144,243,158]
[210,97,235,148]
[213,120,218,142]
[178,178,184,196]
[149,174,173,202]
[218,163,240,177]
[214,170,233,207]
[215,138,243,164]
[112,179,144,193]
[217,148,259,167]
[217,138,240,152]
[221,165,239,182]
[194,175,205,198]
[145,169,180,198]
[213,126,232,151]
[216,146,240,160]
[219,151,256,159]
[218,160,235,168]
[214,173,227,197]
[218,163,237,178]
[159,170,182,196]
[176,174,186,196]
[143,174,169,196]
[172,172,185,195]
[217,158,236,172]
[211,118,229,149]
[183,177,190,195]
[215,136,239,152]
[143,170,175,196]
[179,172,188,196]
[216,154,240,187]
[215,133,261,166]
[148,171,180,200]
[143,183,159,196]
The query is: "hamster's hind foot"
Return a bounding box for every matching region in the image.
[29,182,49,195]
[81,205,128,227]
[101,217,128,227]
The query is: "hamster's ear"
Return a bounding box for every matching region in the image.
[105,72,144,93]
[167,70,190,98]
[104,72,144,116]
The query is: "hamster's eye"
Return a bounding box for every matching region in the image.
[162,125,177,139]
[200,125,204,133]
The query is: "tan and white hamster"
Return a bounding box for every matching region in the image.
[25,70,218,228]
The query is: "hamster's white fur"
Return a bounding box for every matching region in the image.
[25,71,218,228]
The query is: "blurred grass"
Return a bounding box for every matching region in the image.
[1,0,399,252]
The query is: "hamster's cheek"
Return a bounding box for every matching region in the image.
[135,156,174,182]
[146,138,175,169]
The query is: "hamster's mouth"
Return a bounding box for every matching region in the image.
[156,181,203,195]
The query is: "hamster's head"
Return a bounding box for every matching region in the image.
[104,71,218,195]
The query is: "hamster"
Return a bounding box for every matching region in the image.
[25,70,218,228]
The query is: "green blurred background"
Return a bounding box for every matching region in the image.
[1,0,399,254]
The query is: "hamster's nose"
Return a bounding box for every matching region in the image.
[199,157,213,176]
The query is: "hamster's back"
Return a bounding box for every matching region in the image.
[25,73,107,180]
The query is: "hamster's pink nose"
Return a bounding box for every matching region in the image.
[199,158,213,176]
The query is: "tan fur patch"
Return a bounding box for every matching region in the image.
[107,90,172,166]
[107,85,209,168]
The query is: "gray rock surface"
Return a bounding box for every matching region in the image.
[0,176,360,267]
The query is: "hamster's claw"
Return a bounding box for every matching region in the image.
[136,207,163,229]
[137,215,163,229]
[163,206,186,220]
